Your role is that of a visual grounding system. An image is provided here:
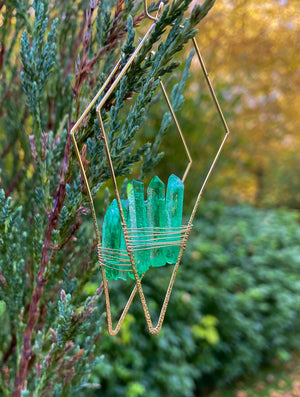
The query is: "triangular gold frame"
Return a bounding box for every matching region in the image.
[71,2,230,335]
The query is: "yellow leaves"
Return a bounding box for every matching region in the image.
[192,315,220,345]
[26,163,35,179]
[83,282,98,295]
[19,148,25,161]
[125,382,146,397]
[119,313,135,345]
[191,0,300,206]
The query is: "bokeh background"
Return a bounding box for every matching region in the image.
[149,0,300,209]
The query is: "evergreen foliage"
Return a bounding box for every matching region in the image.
[0,0,215,395]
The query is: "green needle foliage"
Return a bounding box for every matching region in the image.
[0,0,215,395]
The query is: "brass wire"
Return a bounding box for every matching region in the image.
[70,1,231,335]
[159,79,192,183]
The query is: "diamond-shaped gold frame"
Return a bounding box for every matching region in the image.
[71,2,230,335]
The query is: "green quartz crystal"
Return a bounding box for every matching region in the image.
[166,174,184,263]
[102,199,134,280]
[118,199,132,280]
[127,180,149,275]
[102,199,122,280]
[101,175,184,281]
[147,176,167,267]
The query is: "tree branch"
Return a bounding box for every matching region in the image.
[13,133,72,396]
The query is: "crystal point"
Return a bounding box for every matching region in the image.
[166,174,184,263]
[127,180,149,275]
[147,176,166,267]
[102,199,122,280]
[119,199,131,280]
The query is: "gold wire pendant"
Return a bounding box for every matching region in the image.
[71,2,230,335]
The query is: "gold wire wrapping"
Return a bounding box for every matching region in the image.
[100,225,191,272]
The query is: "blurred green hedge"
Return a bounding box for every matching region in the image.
[91,203,300,397]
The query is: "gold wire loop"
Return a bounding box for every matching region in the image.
[143,0,162,21]
[157,2,164,18]
[144,0,185,28]
[71,2,231,335]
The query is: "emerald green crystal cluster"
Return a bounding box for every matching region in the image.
[102,174,184,280]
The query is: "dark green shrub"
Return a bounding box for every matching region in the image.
[92,203,300,396]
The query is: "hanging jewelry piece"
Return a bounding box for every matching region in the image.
[71,1,230,335]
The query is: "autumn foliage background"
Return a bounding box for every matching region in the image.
[0,0,300,396]
[160,0,300,209]
[199,0,299,208]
